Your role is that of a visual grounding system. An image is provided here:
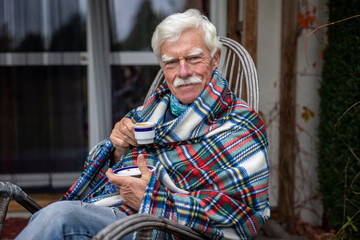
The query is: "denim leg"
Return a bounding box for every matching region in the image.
[15,200,133,240]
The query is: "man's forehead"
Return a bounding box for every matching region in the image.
[161,48,204,61]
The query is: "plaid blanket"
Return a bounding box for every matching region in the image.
[62,70,270,239]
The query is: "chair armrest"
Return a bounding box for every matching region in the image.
[0,182,42,214]
[92,213,208,240]
[0,182,41,237]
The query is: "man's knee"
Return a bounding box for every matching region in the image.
[32,201,82,223]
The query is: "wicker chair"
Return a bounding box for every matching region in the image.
[0,36,259,239]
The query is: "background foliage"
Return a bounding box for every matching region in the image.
[318,0,360,238]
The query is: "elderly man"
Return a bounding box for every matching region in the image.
[16,9,269,240]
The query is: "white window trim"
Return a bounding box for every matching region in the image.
[210,0,227,37]
[110,52,158,65]
[87,0,112,149]
[1,172,80,188]
[0,52,88,66]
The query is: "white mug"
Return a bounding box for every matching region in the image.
[134,122,155,144]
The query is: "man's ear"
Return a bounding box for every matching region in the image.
[212,50,221,70]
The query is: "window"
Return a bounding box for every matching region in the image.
[0,0,87,191]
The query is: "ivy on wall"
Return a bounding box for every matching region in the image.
[318,0,360,238]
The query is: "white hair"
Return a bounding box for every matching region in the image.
[151,9,222,62]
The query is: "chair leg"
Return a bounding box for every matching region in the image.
[0,194,11,238]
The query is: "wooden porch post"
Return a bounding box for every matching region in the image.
[227,0,258,65]
[278,0,299,232]
[227,0,258,103]
[243,0,258,65]
[227,0,241,43]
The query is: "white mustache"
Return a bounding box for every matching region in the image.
[173,76,202,87]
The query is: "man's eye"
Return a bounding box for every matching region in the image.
[165,60,177,66]
[188,56,201,63]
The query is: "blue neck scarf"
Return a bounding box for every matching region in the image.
[170,94,188,117]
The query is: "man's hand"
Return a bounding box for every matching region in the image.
[106,154,152,211]
[110,117,138,162]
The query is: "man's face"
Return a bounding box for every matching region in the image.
[160,28,220,105]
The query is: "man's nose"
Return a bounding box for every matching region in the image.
[178,59,192,78]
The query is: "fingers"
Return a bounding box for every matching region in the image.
[137,154,151,180]
[110,117,138,156]
[112,118,137,145]
[107,154,151,186]
[106,168,128,187]
[106,165,147,211]
[118,118,137,145]
[106,168,116,182]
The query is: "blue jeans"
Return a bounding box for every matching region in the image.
[15,201,133,240]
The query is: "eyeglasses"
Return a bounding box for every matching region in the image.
[162,55,210,71]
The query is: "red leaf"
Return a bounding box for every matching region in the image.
[296,123,304,131]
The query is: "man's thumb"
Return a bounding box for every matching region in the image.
[137,154,150,178]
